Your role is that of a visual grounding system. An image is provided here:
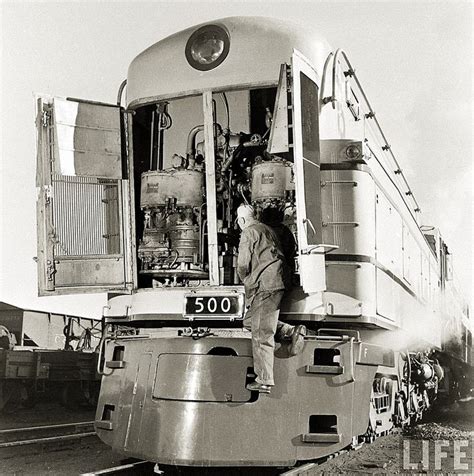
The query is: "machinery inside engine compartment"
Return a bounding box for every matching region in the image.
[132,88,297,287]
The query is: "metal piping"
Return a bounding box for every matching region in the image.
[186,125,204,158]
[198,202,206,262]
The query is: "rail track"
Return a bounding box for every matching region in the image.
[81,461,327,476]
[80,440,362,475]
[81,463,325,476]
[81,460,156,476]
[0,421,96,448]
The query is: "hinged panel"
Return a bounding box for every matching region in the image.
[291,50,330,294]
[268,64,291,154]
[35,95,136,295]
[291,50,322,250]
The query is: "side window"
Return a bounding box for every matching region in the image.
[292,54,322,251]
[299,72,321,246]
[300,73,320,162]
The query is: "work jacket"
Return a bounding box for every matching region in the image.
[237,222,288,296]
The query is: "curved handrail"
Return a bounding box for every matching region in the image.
[320,51,334,101]
[116,79,127,107]
[324,49,421,216]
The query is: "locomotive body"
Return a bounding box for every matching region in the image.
[35,17,471,467]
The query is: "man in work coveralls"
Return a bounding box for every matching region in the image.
[236,204,306,394]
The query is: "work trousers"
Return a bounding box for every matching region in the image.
[243,290,286,386]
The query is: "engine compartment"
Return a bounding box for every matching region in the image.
[132,88,297,287]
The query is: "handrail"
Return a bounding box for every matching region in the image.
[320,51,334,100]
[116,79,127,106]
[323,49,421,217]
[96,332,115,376]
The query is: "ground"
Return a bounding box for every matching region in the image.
[0,400,472,475]
[315,399,473,475]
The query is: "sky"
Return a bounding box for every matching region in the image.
[0,0,472,318]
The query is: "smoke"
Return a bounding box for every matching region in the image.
[362,309,463,354]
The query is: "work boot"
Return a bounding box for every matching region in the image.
[277,323,294,342]
[288,324,306,356]
[246,381,272,394]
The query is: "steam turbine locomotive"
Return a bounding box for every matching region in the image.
[35,16,472,468]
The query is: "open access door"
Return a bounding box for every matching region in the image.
[291,50,322,249]
[36,96,136,295]
[291,50,329,293]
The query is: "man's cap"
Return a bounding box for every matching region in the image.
[236,204,255,221]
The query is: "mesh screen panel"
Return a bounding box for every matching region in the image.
[52,175,120,256]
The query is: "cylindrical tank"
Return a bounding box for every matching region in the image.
[141,169,204,208]
[250,160,293,202]
[167,209,199,263]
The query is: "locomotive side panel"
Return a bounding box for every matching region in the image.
[320,168,376,258]
[372,175,443,345]
[319,167,377,320]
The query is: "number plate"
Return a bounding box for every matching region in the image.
[184,294,244,320]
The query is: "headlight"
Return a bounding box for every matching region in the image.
[345,144,362,160]
[185,24,230,71]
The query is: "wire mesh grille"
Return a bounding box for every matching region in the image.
[52,175,121,256]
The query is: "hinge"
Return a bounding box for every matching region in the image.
[46,260,56,282]
[42,108,51,127]
[49,231,60,246]
[44,185,53,205]
[286,65,292,92]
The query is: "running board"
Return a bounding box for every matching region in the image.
[95,421,113,431]
[305,365,343,374]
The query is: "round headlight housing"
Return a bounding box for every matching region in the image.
[185,25,230,71]
[345,144,362,160]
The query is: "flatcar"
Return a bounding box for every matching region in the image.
[0,313,101,411]
[35,16,472,468]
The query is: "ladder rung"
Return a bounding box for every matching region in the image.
[301,433,341,443]
[305,365,344,375]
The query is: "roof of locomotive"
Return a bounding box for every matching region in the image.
[126,16,332,108]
